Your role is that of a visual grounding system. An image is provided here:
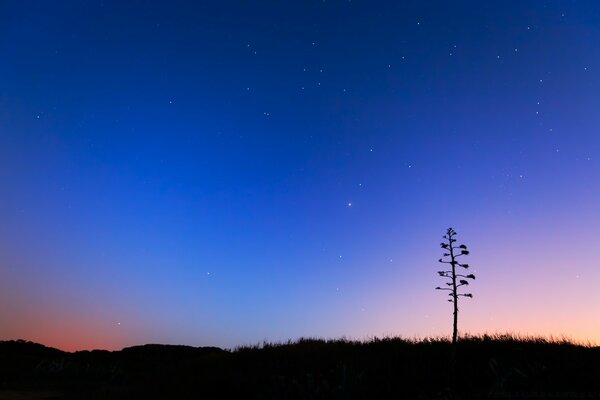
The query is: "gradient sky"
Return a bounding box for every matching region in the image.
[1,1,600,352]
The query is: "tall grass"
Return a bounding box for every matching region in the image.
[1,333,598,399]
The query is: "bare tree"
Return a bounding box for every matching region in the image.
[435,227,475,345]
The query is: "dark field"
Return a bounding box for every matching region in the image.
[1,335,598,399]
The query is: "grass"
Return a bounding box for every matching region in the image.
[1,334,598,399]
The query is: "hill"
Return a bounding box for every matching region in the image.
[1,335,598,399]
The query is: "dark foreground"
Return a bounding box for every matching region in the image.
[1,335,599,399]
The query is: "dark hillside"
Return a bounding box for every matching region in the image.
[1,335,598,399]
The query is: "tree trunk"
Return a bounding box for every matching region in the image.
[449,236,458,346]
[452,295,458,345]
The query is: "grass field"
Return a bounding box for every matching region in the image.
[1,334,598,399]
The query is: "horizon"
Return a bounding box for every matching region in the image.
[2,1,600,353]
[3,331,598,353]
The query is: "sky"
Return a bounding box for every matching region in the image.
[1,0,599,352]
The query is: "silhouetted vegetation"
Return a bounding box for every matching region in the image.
[436,227,475,346]
[1,335,599,399]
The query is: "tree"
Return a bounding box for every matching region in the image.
[435,227,475,345]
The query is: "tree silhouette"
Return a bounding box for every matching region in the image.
[435,227,475,345]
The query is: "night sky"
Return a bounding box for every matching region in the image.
[1,1,600,351]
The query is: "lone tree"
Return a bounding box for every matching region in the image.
[435,227,475,345]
